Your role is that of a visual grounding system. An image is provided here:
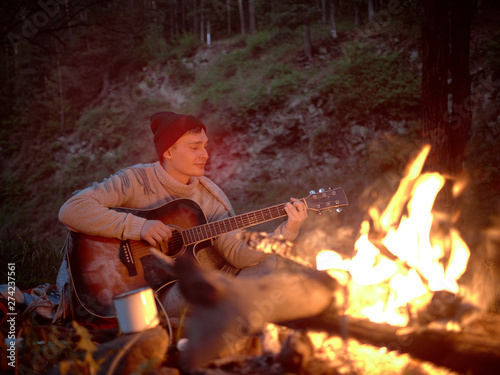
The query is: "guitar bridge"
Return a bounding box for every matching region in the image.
[119,240,138,277]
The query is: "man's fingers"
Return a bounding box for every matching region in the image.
[141,220,174,246]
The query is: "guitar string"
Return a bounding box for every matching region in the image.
[180,205,286,245]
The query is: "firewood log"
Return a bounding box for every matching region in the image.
[149,249,342,370]
[283,306,500,375]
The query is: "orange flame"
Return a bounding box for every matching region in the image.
[317,146,470,326]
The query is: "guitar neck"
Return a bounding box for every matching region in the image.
[182,203,288,245]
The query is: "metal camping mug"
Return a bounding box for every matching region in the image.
[113,287,159,334]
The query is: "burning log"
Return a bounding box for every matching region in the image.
[283,294,500,375]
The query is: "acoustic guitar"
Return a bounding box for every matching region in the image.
[67,187,348,317]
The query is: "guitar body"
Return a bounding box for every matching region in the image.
[68,199,208,318]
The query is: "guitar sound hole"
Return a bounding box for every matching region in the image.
[160,230,184,257]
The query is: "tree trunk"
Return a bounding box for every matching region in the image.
[249,0,256,35]
[170,0,176,39]
[354,4,360,27]
[238,0,246,35]
[329,0,338,40]
[421,0,475,212]
[421,0,450,175]
[180,0,186,32]
[303,23,313,62]
[322,0,327,24]
[57,59,64,131]
[173,0,179,36]
[368,0,374,23]
[207,18,211,46]
[200,11,205,43]
[193,0,199,37]
[448,0,475,176]
[227,0,232,35]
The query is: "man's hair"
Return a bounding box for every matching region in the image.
[186,126,204,134]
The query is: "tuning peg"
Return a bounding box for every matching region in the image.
[318,188,325,193]
[336,208,342,213]
[309,190,316,194]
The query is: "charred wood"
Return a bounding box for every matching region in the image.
[283,307,500,375]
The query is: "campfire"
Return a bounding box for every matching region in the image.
[284,145,499,375]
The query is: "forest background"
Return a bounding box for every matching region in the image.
[0,0,499,311]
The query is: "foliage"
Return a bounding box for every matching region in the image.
[317,46,421,124]
[15,319,103,375]
[267,0,322,29]
[167,33,203,59]
[190,31,307,125]
[135,24,170,65]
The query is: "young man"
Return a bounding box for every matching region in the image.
[59,111,308,317]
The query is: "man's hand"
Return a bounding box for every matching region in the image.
[283,198,308,234]
[140,220,174,247]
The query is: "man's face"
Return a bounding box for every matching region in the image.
[163,130,209,184]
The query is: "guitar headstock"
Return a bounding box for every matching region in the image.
[304,187,348,212]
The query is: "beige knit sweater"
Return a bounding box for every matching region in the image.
[59,162,298,269]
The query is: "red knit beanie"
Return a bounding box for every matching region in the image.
[151,111,207,161]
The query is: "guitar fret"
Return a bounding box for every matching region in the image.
[184,229,192,244]
[208,224,214,237]
[238,216,245,228]
[219,220,226,234]
[253,212,259,223]
[233,216,242,229]
[181,231,189,244]
[256,210,264,222]
[244,213,252,226]
[190,228,198,243]
[275,206,282,216]
[211,222,218,236]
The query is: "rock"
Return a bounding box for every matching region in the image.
[94,325,169,375]
[277,330,315,371]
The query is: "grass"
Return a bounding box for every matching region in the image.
[0,229,62,290]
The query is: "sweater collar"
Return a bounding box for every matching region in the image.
[154,162,199,197]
